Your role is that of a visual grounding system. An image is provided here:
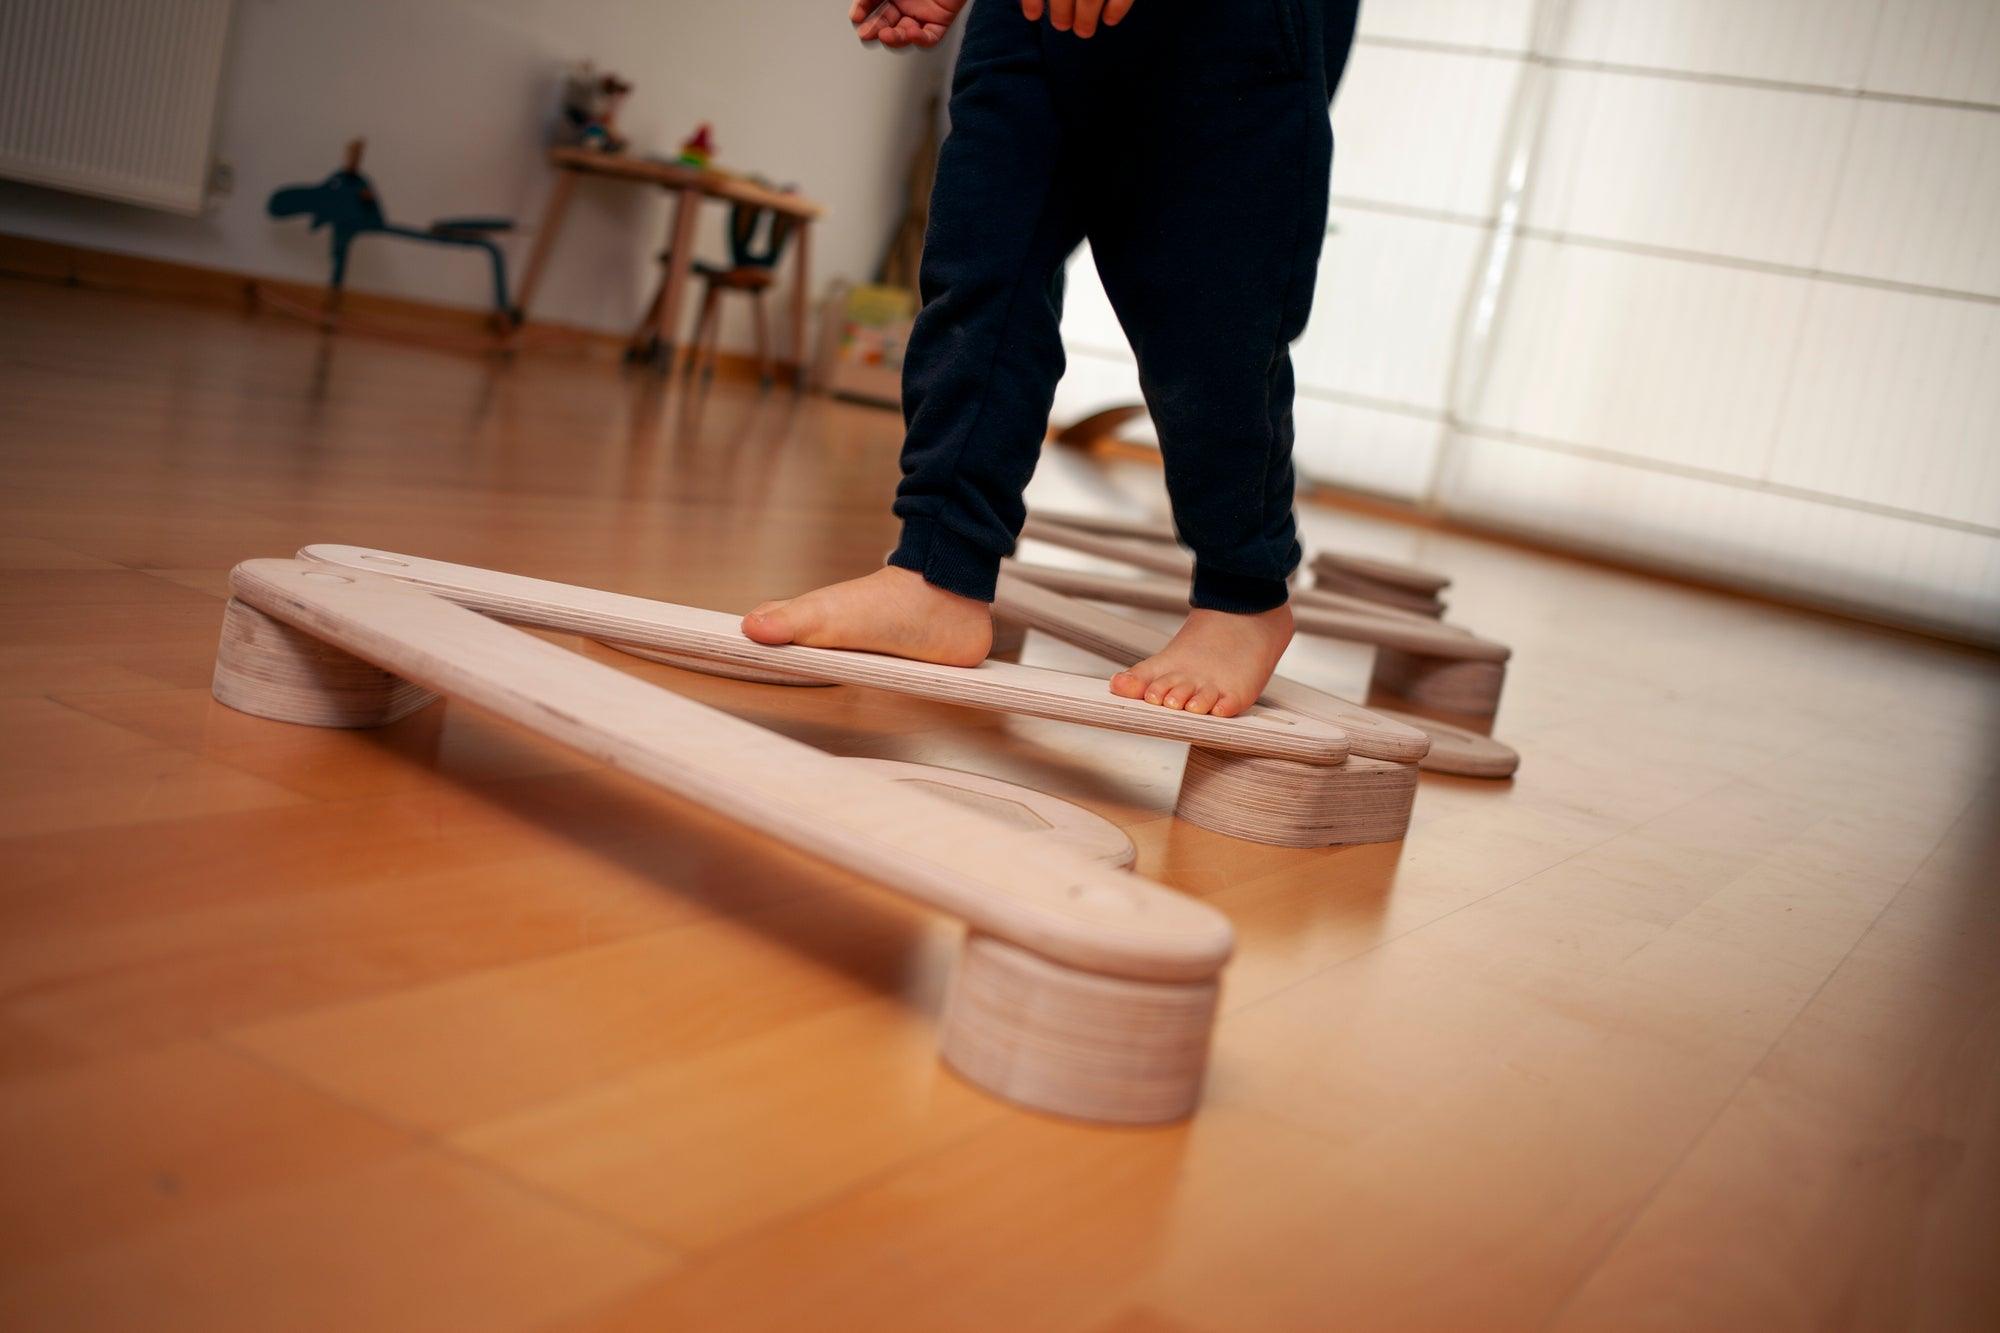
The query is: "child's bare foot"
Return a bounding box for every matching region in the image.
[1108,605,1294,717]
[741,566,994,667]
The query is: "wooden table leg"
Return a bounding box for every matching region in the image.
[789,219,813,391]
[650,185,704,375]
[509,168,576,328]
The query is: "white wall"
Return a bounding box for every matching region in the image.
[0,0,943,345]
[1057,0,2000,644]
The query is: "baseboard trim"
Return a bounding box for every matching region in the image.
[0,231,791,382]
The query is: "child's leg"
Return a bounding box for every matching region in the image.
[745,2,1086,661]
[1081,0,1352,713]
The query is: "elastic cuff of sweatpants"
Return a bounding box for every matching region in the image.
[1190,564,1291,614]
[886,516,1001,603]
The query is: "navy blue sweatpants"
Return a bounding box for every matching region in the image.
[885,0,1359,613]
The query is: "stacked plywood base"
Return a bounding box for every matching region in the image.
[1368,649,1508,722]
[1176,750,1419,846]
[211,561,1229,1125]
[941,934,1219,1123]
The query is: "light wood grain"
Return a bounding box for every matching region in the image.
[296,545,1350,766]
[604,641,832,687]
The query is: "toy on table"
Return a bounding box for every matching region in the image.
[676,123,715,169]
[555,62,631,153]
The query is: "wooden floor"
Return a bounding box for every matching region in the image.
[2,278,1996,1332]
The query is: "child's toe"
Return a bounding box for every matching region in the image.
[1162,682,1197,710]
[1185,685,1221,715]
[1108,669,1147,699]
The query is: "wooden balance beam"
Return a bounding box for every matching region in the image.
[297,545,1414,848]
[212,558,1233,1125]
[296,546,1348,767]
[1019,516,1457,632]
[1004,560,1513,723]
[994,572,1517,782]
[1031,510,1454,617]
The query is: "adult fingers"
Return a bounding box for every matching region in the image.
[855,1,892,40]
[1073,0,1104,37]
[1047,0,1074,32]
[1020,0,1045,21]
[1103,0,1136,24]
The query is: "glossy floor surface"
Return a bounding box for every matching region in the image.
[2,280,1997,1332]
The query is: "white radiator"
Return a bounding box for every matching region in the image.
[0,0,235,214]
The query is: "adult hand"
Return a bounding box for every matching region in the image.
[849,0,968,47]
[1022,0,1137,38]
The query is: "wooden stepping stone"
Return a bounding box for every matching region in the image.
[1005,561,1511,722]
[297,546,1350,766]
[212,558,1231,1125]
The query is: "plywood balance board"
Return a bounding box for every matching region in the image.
[993,575,1514,840]
[296,546,1349,767]
[212,559,1232,1124]
[1004,558,1509,711]
[994,573,1517,781]
[1030,511,1453,618]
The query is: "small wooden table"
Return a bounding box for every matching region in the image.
[512,147,824,384]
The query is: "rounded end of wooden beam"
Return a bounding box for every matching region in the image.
[1368,649,1506,721]
[940,933,1219,1125]
[1366,706,1520,779]
[600,640,835,687]
[212,598,437,728]
[1174,749,1417,847]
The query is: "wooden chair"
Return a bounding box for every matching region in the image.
[632,200,798,386]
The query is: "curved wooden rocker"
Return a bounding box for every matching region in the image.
[1005,560,1512,723]
[296,546,1348,767]
[212,560,1230,1124]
